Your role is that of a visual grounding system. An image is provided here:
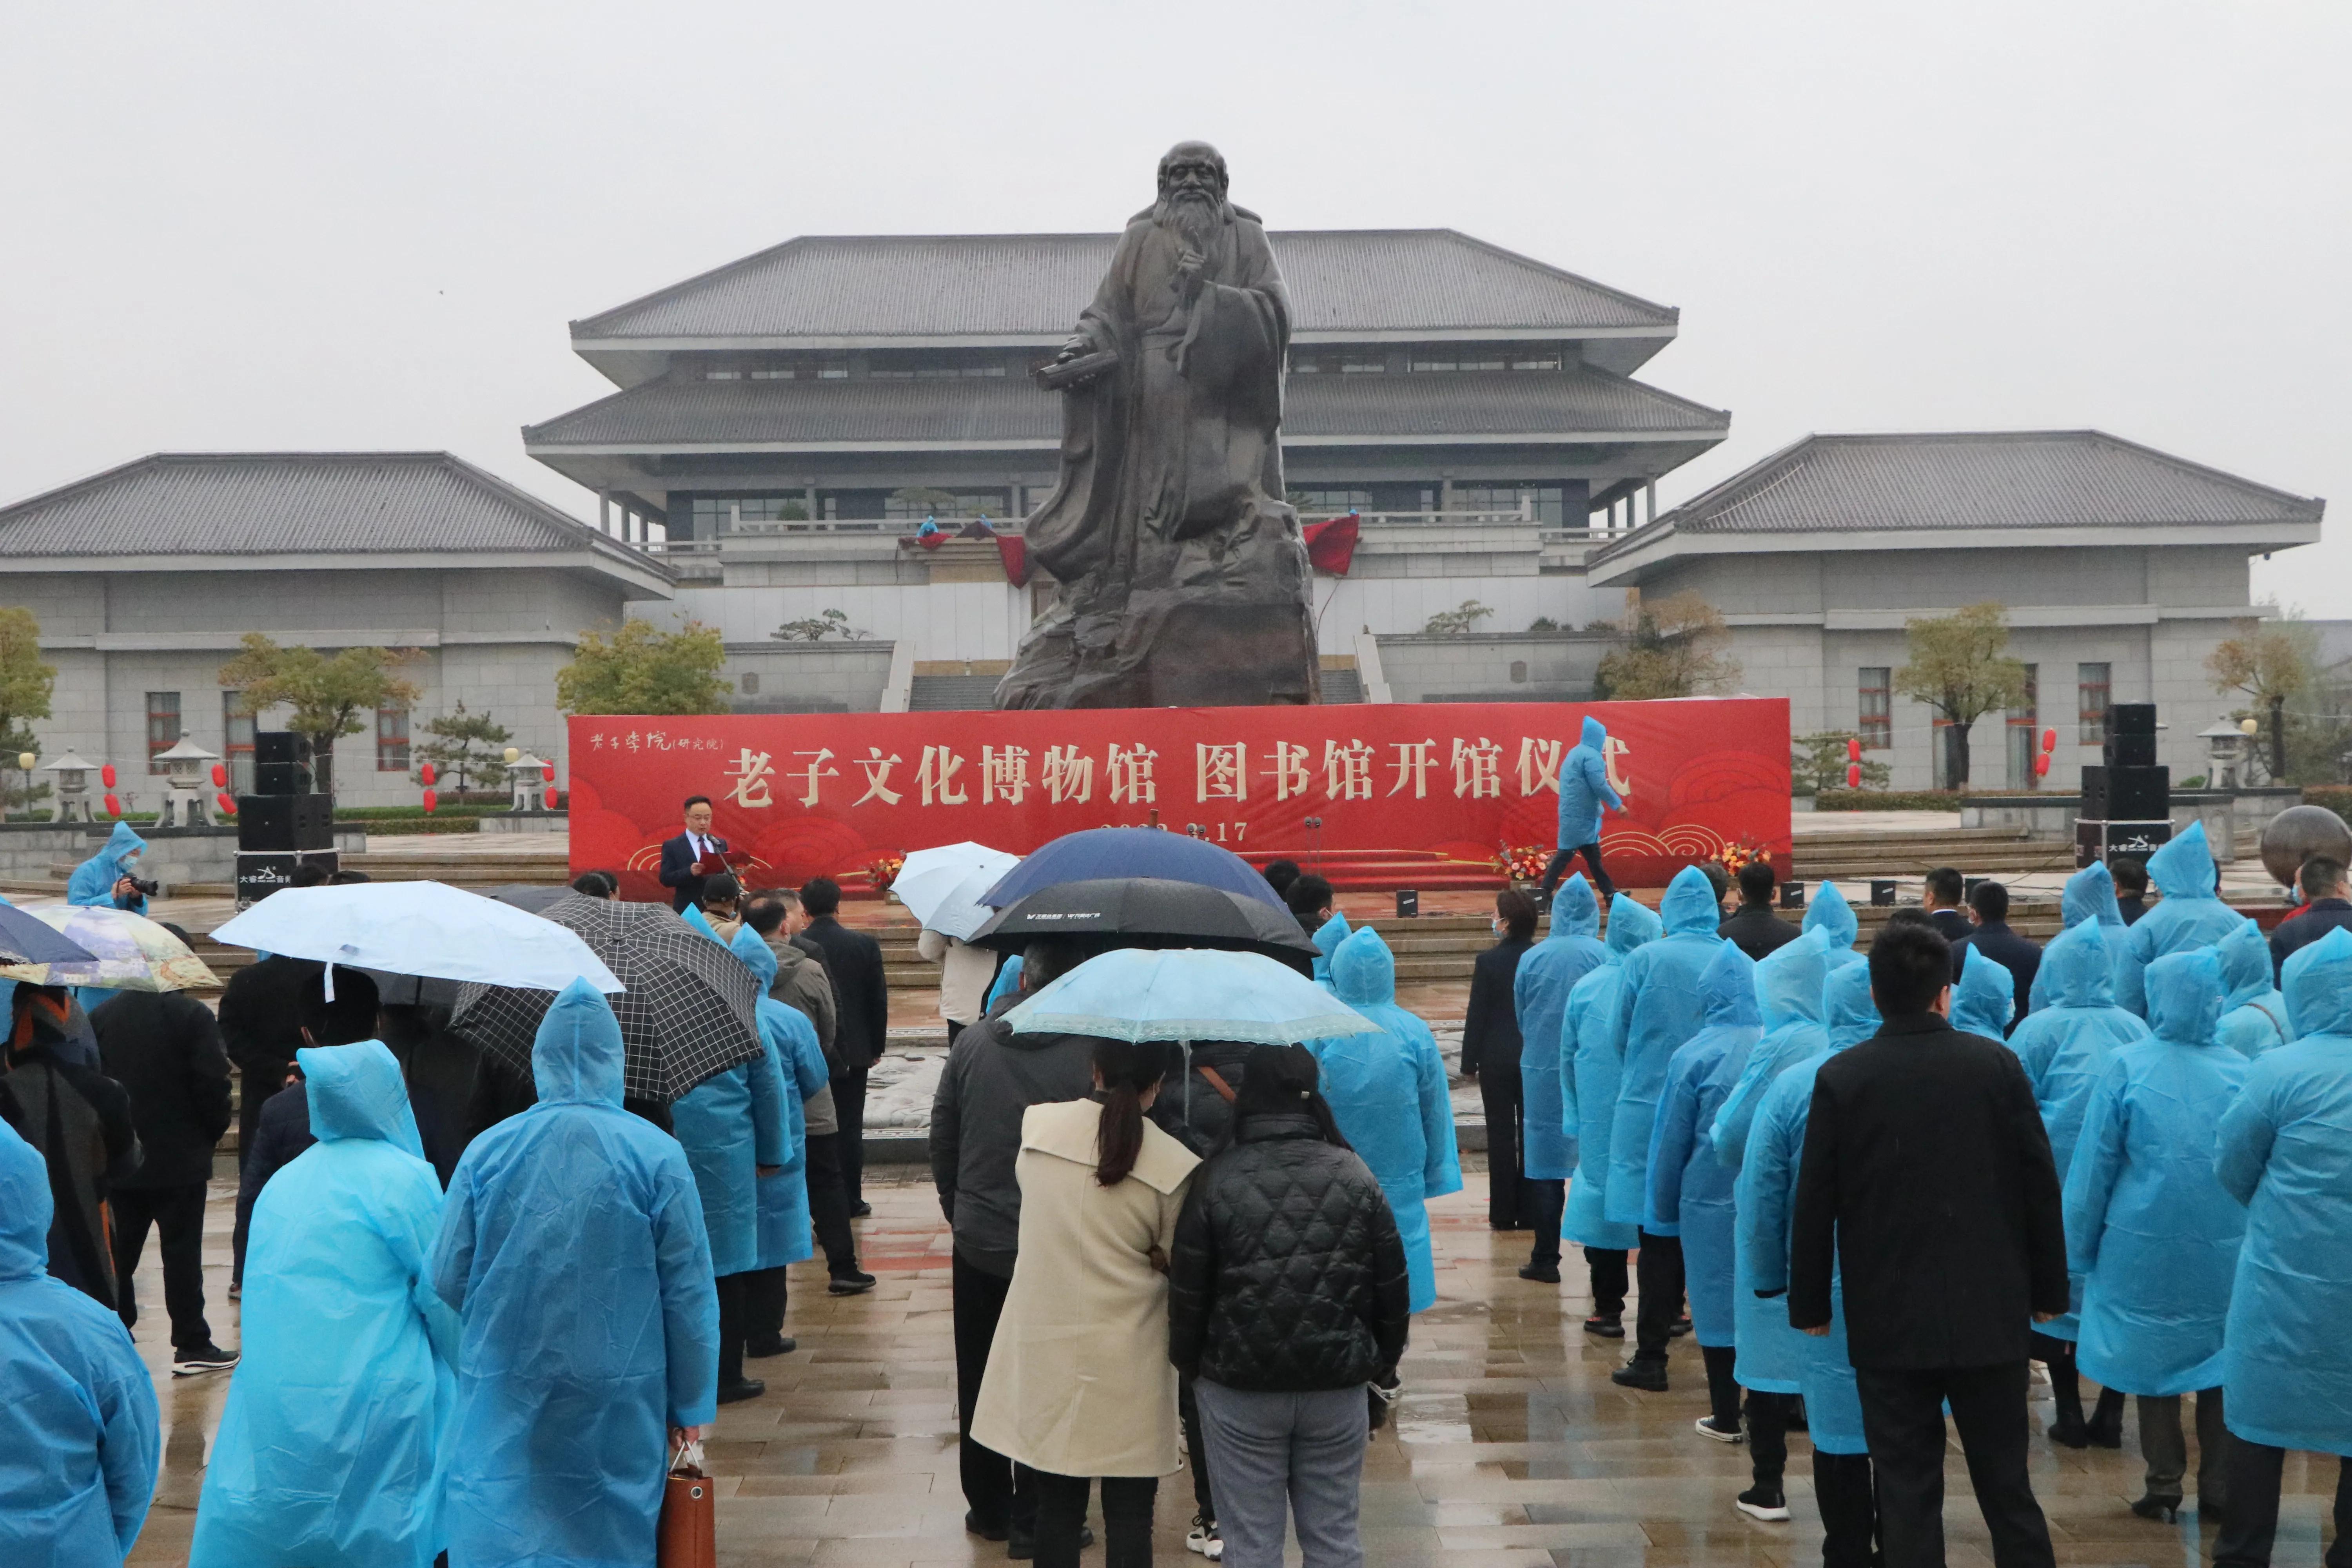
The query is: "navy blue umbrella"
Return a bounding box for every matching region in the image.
[0,902,99,965]
[977,828,1287,911]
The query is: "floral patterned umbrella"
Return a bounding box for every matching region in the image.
[0,903,219,993]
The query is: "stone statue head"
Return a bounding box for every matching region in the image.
[1157,141,1229,201]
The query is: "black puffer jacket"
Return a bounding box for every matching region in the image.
[1167,1111,1411,1391]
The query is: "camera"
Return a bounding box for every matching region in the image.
[126,875,160,899]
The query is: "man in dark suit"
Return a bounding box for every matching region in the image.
[657,795,730,913]
[1922,866,1974,944]
[1953,879,2040,1031]
[1460,891,1536,1231]
[794,875,889,1223]
[1790,918,2068,1568]
[1718,859,1801,960]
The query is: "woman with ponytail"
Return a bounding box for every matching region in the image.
[971,1038,1201,1568]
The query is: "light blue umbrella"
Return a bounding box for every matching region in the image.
[212,881,623,995]
[1007,947,1372,1044]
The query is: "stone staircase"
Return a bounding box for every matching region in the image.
[1790,826,2075,882]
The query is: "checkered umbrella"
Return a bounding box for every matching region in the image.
[449,894,762,1103]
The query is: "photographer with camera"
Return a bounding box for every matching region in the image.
[67,821,156,915]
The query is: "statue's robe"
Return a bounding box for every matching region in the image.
[996,202,1319,709]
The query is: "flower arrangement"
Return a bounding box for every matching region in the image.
[1495,843,1548,883]
[866,853,906,891]
[1716,838,1771,875]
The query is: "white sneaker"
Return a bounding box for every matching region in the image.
[1186,1516,1223,1560]
[1694,1415,1746,1444]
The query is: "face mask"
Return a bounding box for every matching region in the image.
[1491,917,1508,937]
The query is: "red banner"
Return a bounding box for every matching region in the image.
[568,698,1791,899]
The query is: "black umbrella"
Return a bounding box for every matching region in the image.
[481,884,573,914]
[449,894,762,1102]
[969,877,1316,971]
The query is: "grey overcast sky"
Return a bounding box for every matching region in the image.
[4,2,2345,608]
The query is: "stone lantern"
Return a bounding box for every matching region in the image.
[153,735,223,827]
[38,750,101,823]
[2198,718,2247,791]
[505,752,552,813]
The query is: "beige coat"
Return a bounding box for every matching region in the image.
[970,1098,1200,1477]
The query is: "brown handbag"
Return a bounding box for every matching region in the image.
[657,1441,715,1568]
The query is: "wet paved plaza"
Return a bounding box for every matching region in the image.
[125,1158,2343,1567]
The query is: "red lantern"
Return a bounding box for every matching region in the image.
[422,788,437,814]
[216,792,238,815]
[2034,753,2051,778]
[211,762,228,788]
[2041,728,2058,754]
[1846,737,1862,762]
[1846,762,1862,789]
[103,792,121,817]
[543,786,560,809]
[419,762,436,787]
[542,763,555,783]
[100,763,117,788]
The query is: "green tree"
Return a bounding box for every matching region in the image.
[414,701,512,795]
[1421,599,1494,635]
[1792,731,1893,795]
[2208,618,2314,783]
[0,607,57,818]
[772,608,868,642]
[218,633,423,800]
[890,486,961,517]
[557,619,731,715]
[1892,603,2029,790]
[1592,591,1741,699]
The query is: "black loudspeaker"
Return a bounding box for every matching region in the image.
[254,731,314,796]
[1869,879,1898,906]
[2075,819,2173,869]
[236,849,339,907]
[2081,764,2169,822]
[2104,731,2158,768]
[236,792,334,851]
[1394,889,1419,918]
[1778,881,1806,910]
[2109,703,2158,735]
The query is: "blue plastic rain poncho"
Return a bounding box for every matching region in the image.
[1556,715,1625,849]
[671,1028,788,1279]
[65,822,147,914]
[2117,824,2252,1018]
[191,1042,459,1568]
[2215,918,2291,1059]
[2031,860,2131,1012]
[1801,880,1864,969]
[1603,866,1725,1228]
[1735,960,1878,1455]
[1512,875,1609,1180]
[1642,942,1760,1347]
[984,953,1025,1013]
[2066,950,2247,1398]
[0,1120,158,1567]
[730,928,831,1270]
[1317,928,1462,1312]
[2216,927,2352,1455]
[1953,946,2016,1040]
[1711,930,1833,1171]
[1310,911,1351,989]
[2002,919,2150,1339]
[1560,894,1659,1250]
[431,980,720,1568]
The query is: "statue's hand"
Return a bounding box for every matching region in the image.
[1173,249,1208,301]
[1055,334,1091,363]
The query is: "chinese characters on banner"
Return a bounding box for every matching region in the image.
[569,699,1791,898]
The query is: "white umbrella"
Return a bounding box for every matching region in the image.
[893,842,1020,941]
[212,882,624,994]
[1006,948,1372,1044]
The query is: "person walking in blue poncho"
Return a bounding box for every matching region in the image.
[1604,865,1725,1388]
[731,926,831,1361]
[2116,823,2250,1018]
[1539,715,1625,898]
[1315,928,1461,1312]
[2215,920,2292,1059]
[191,1041,459,1568]
[2211,927,2352,1568]
[2004,917,2149,1448]
[0,1118,158,1568]
[431,980,719,1568]
[2066,948,2247,1524]
[1560,892,1659,1339]
[1736,960,1878,1559]
[1510,873,1609,1285]
[1643,941,1760,1433]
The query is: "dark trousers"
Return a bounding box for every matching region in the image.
[1854,1361,2054,1568]
[2138,1389,2227,1506]
[110,1182,211,1350]
[1632,1230,1685,1364]
[832,1068,869,1210]
[804,1132,860,1276]
[1814,1450,1880,1568]
[715,1270,749,1388]
[1586,1247,1629,1318]
[2215,1437,2352,1568]
[744,1265,788,1343]
[1748,1390,1796,1489]
[1526,1179,1566,1270]
[953,1251,1035,1537]
[1477,1056,1526,1229]
[1540,843,1615,899]
[1033,1471,1156,1568]
[1701,1345,1742,1428]
[1178,1374,1216,1522]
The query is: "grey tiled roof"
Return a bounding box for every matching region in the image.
[1640,431,2324,535]
[523,365,1726,448]
[572,230,1678,341]
[0,452,638,560]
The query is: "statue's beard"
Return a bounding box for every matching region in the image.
[1157,188,1221,254]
